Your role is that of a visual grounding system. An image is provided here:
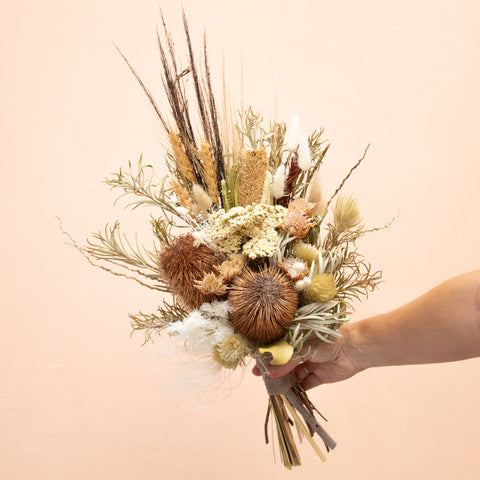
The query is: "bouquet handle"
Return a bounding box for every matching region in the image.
[255,352,336,468]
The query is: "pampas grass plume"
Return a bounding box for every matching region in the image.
[192,184,213,213]
[271,164,286,199]
[334,194,362,233]
[297,134,311,170]
[306,170,327,217]
[284,114,301,152]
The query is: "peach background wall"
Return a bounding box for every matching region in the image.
[1,0,479,479]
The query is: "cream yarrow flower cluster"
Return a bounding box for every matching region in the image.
[208,204,287,259]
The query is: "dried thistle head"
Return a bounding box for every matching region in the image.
[333,194,362,233]
[303,273,337,303]
[194,273,228,296]
[229,267,299,344]
[212,333,249,369]
[159,233,220,309]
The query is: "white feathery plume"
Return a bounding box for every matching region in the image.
[297,134,311,170]
[192,184,213,212]
[271,164,286,199]
[306,170,327,217]
[284,114,301,152]
[166,309,234,356]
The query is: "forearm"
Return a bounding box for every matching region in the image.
[342,271,480,370]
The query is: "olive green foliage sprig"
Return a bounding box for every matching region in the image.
[130,300,187,345]
[86,222,167,292]
[288,301,348,348]
[106,156,191,224]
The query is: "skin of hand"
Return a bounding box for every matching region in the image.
[252,270,480,391]
[251,327,363,390]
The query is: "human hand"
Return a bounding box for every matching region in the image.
[252,328,364,390]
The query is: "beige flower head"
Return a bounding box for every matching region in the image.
[212,334,249,369]
[278,257,309,281]
[282,210,315,239]
[215,254,246,282]
[194,273,228,296]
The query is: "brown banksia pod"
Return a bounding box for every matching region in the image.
[158,233,220,309]
[228,267,299,344]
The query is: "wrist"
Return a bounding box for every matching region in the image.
[339,316,385,371]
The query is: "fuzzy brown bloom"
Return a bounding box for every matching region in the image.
[229,267,299,344]
[194,273,228,296]
[158,233,220,309]
[237,148,269,206]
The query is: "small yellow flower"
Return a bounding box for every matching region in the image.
[304,273,337,303]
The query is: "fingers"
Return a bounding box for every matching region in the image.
[301,373,323,391]
[266,356,303,378]
[252,365,261,376]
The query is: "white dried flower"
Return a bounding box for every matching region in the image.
[297,134,311,170]
[284,114,301,152]
[166,309,233,355]
[271,164,286,199]
[294,276,312,292]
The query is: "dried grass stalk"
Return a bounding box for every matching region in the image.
[169,132,196,184]
[199,141,219,203]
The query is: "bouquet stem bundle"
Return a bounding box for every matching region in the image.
[256,352,336,468]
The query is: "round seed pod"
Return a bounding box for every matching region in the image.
[228,267,298,344]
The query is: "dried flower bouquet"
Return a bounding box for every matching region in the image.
[83,12,384,469]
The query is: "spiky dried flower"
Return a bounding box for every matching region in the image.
[212,333,249,369]
[303,273,337,303]
[282,211,315,239]
[194,273,228,296]
[158,233,220,309]
[333,194,362,233]
[229,267,299,344]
